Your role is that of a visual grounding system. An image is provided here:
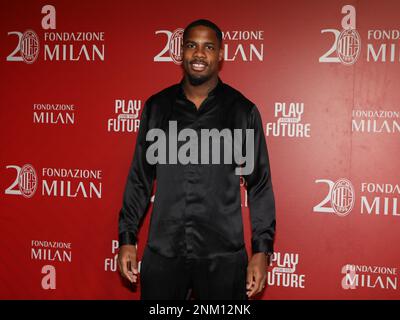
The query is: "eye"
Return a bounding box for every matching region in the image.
[185,43,195,48]
[206,45,215,50]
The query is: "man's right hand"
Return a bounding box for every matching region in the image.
[117,244,138,283]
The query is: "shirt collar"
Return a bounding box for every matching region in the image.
[178,76,224,99]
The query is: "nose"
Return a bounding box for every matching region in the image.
[193,45,206,58]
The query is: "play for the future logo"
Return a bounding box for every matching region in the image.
[267,252,305,288]
[265,102,311,138]
[107,99,142,133]
[104,240,142,273]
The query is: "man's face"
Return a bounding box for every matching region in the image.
[182,25,223,86]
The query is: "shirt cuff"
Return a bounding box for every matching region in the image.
[252,238,274,255]
[118,231,137,247]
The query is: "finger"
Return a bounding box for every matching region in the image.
[253,271,265,294]
[128,272,138,283]
[129,256,138,275]
[121,257,134,282]
[127,257,138,279]
[257,275,267,294]
[247,282,257,298]
[248,270,263,297]
[127,259,137,283]
[246,274,257,298]
[246,269,254,290]
[118,254,127,278]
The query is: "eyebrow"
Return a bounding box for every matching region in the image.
[184,40,216,45]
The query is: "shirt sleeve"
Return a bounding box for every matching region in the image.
[244,105,276,255]
[118,100,155,247]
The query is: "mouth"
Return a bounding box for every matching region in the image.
[190,60,208,72]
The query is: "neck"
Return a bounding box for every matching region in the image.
[182,75,219,100]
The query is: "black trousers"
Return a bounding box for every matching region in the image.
[140,245,249,300]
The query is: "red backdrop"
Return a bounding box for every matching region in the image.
[1,0,399,299]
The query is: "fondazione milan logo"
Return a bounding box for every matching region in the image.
[331,178,355,216]
[319,4,361,66]
[6,5,106,64]
[20,30,40,64]
[154,28,184,65]
[337,29,361,65]
[169,28,184,64]
[7,29,40,64]
[313,178,355,217]
[18,164,38,198]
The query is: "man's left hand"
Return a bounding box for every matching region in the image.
[246,252,269,298]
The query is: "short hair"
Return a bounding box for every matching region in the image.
[182,19,223,47]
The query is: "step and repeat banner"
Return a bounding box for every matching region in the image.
[1,0,399,300]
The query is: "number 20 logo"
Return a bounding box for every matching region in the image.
[7,30,40,64]
[153,28,184,65]
[313,178,355,217]
[4,164,38,198]
[319,5,361,66]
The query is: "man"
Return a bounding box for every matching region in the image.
[117,19,276,300]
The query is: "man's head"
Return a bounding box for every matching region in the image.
[182,19,224,86]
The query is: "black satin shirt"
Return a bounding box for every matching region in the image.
[118,77,276,258]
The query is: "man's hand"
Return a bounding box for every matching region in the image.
[246,252,269,298]
[117,244,138,283]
